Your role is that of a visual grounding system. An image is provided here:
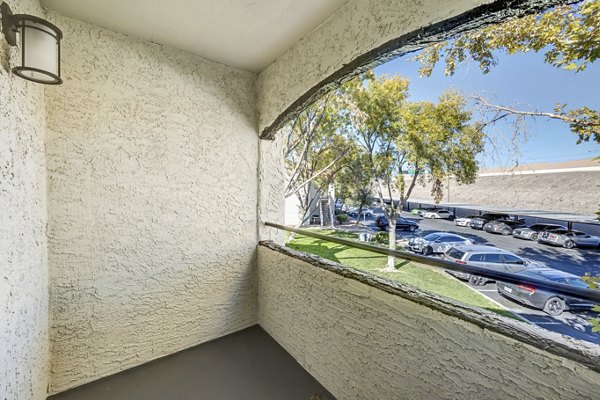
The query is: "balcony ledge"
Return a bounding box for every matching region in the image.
[259,240,600,373]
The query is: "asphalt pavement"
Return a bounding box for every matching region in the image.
[349,208,600,344]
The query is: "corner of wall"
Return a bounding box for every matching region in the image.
[0,1,49,399]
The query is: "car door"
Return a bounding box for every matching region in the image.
[480,253,504,271]
[433,236,456,253]
[573,232,596,246]
[500,254,527,273]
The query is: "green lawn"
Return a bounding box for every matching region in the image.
[287,230,516,318]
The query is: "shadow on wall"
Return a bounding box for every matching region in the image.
[0,39,9,72]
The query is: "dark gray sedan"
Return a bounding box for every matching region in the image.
[512,223,566,241]
[469,213,512,230]
[538,229,600,249]
[497,268,595,316]
[483,220,526,236]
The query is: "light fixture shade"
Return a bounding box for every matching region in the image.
[12,14,63,85]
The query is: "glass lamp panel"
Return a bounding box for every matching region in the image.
[20,20,59,82]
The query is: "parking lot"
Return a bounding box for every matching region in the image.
[350,208,600,344]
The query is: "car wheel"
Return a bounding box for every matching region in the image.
[423,246,433,256]
[468,275,487,286]
[563,240,576,249]
[531,233,538,241]
[543,297,565,316]
[501,228,511,236]
[408,225,416,232]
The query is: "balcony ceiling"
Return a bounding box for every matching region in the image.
[41,0,348,73]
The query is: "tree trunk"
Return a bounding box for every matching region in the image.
[386,213,396,270]
[355,204,364,225]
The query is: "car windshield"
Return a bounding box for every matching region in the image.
[550,229,569,234]
[423,234,441,241]
[508,221,526,227]
[446,248,465,260]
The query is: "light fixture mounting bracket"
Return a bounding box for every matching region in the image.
[1,2,17,46]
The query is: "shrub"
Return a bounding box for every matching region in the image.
[374,231,389,244]
[336,213,348,223]
[582,274,600,332]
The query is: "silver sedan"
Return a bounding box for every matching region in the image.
[538,229,600,249]
[454,214,478,227]
[512,223,565,241]
[408,232,474,255]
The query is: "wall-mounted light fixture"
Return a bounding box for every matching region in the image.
[1,2,62,84]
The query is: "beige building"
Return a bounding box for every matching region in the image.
[406,159,600,214]
[1,1,599,399]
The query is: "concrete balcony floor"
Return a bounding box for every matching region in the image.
[48,326,334,400]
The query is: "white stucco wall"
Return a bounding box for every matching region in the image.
[0,1,49,399]
[258,244,600,400]
[256,0,491,134]
[258,136,286,242]
[44,13,259,393]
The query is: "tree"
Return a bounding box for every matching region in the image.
[581,274,600,332]
[414,0,600,143]
[334,151,374,225]
[283,93,353,227]
[347,74,484,269]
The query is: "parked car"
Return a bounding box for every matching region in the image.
[375,216,419,232]
[497,268,594,316]
[512,223,566,241]
[408,232,474,255]
[348,207,373,218]
[422,209,454,220]
[454,214,479,227]
[538,229,600,249]
[444,245,540,286]
[414,207,438,217]
[483,220,527,236]
[469,213,512,230]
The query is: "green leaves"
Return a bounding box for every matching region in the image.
[346,74,483,207]
[413,1,600,143]
[582,273,600,331]
[398,90,484,202]
[416,2,600,77]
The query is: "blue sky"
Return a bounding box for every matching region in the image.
[375,49,600,167]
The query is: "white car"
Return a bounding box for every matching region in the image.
[423,209,454,220]
[454,214,478,227]
[348,207,373,218]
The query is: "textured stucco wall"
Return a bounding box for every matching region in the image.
[45,13,259,393]
[258,136,286,242]
[256,0,491,134]
[258,244,600,400]
[0,1,49,399]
